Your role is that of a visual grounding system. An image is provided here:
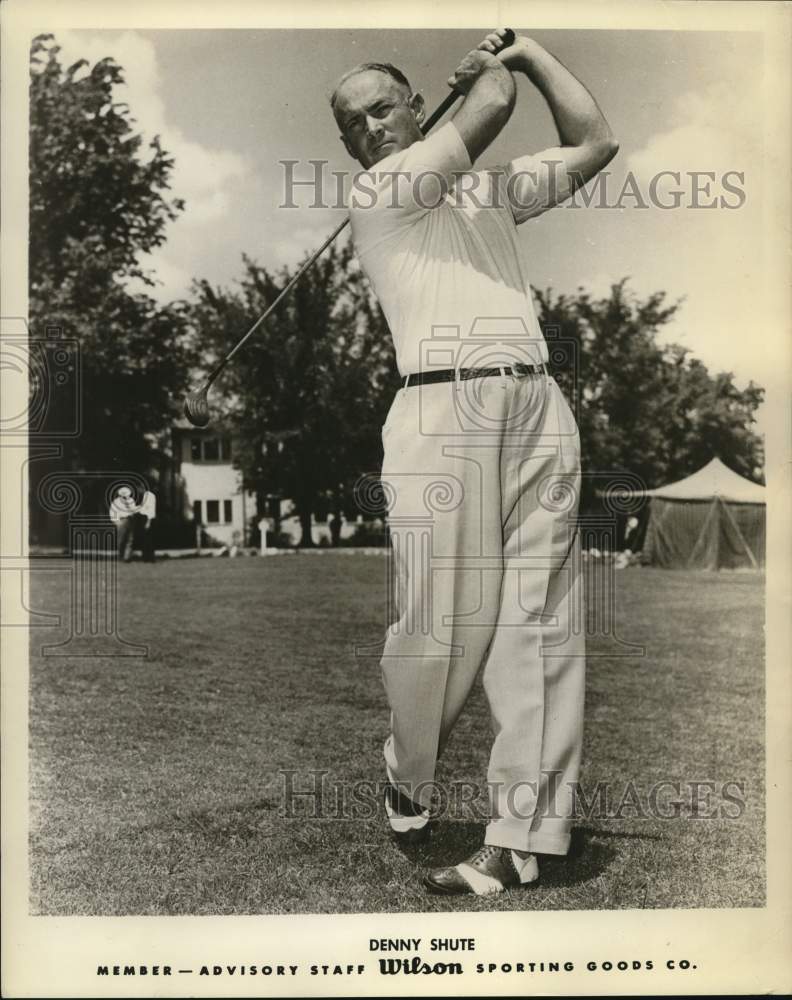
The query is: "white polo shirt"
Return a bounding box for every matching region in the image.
[348,121,549,376]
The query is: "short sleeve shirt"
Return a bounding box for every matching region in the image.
[348,121,548,376]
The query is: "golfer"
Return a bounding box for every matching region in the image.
[332,29,618,894]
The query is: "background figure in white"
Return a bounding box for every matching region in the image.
[109,486,139,562]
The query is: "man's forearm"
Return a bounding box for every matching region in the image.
[450,53,516,162]
[461,59,516,122]
[513,40,617,154]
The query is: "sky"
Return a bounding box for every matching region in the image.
[50,27,773,428]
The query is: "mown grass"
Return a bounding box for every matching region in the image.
[28,556,764,914]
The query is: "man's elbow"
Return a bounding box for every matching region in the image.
[494,91,515,130]
[596,132,620,167]
[480,82,515,141]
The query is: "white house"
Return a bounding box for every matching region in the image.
[173,420,257,547]
[172,421,380,549]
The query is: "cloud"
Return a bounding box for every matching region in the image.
[125,251,195,304]
[628,82,759,181]
[54,30,249,223]
[268,221,344,271]
[619,80,772,404]
[50,30,250,299]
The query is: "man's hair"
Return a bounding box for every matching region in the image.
[330,62,412,119]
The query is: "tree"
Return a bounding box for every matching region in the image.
[28,36,195,541]
[188,239,398,545]
[30,35,182,291]
[536,280,764,510]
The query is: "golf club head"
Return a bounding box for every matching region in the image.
[184,387,211,427]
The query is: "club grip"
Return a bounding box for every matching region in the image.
[493,28,516,53]
[421,29,517,134]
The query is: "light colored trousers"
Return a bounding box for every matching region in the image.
[380,371,585,855]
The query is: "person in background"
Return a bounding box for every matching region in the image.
[138,490,157,563]
[329,512,342,547]
[110,486,139,562]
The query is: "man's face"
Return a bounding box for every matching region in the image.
[118,488,132,501]
[334,70,425,168]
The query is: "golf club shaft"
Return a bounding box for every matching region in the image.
[205,216,350,387]
[421,89,462,134]
[203,29,515,388]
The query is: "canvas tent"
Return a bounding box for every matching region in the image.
[623,458,765,570]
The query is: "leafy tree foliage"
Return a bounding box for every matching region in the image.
[29,35,192,480]
[188,240,398,545]
[537,279,764,508]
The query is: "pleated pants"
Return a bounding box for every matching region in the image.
[379,370,585,855]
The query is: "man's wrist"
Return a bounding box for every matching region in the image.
[479,54,512,81]
[479,57,516,95]
[511,39,546,78]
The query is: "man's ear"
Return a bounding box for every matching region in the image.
[339,132,355,159]
[409,92,425,125]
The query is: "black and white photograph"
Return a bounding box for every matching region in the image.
[1,0,790,996]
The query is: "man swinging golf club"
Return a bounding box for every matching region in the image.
[331,29,618,895]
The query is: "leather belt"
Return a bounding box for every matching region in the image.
[401,363,548,388]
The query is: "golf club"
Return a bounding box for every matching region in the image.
[183,29,515,427]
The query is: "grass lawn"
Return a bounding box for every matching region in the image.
[28,556,765,914]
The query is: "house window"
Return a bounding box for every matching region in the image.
[190,436,232,462]
[206,500,220,524]
[224,500,233,524]
[192,500,202,523]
